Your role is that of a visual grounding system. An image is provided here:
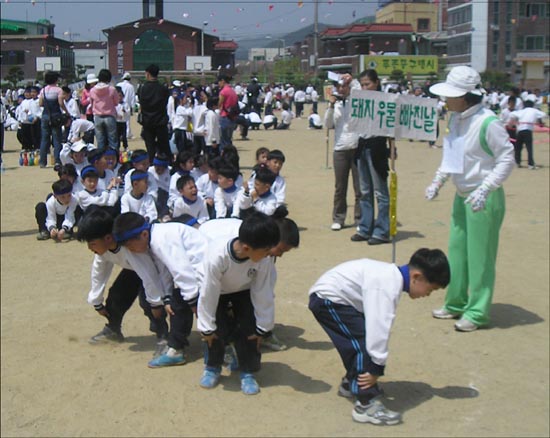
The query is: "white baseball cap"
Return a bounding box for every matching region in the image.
[122,72,131,79]
[525,94,537,103]
[429,66,485,98]
[70,140,88,152]
[86,73,99,84]
[172,80,182,87]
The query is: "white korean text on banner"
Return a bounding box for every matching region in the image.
[347,89,438,141]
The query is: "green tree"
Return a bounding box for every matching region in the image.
[389,69,405,84]
[4,66,24,88]
[480,70,513,90]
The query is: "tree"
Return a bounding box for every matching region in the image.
[389,69,405,84]
[480,70,513,91]
[4,66,25,88]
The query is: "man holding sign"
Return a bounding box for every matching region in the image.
[425,66,515,332]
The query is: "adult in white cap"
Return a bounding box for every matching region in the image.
[425,65,515,332]
[508,93,548,169]
[116,72,136,139]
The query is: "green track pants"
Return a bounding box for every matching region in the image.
[444,187,505,326]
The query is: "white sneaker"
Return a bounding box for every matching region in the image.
[352,398,401,425]
[454,318,479,332]
[432,308,461,319]
[331,223,342,231]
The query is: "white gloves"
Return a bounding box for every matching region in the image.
[425,171,449,200]
[464,184,490,212]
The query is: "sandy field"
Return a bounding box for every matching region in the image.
[1,109,549,437]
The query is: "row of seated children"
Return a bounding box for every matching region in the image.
[34,143,288,241]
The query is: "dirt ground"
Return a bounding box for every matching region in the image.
[1,110,549,437]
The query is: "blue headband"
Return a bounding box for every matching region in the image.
[114,222,150,242]
[80,165,97,179]
[130,172,149,181]
[103,148,117,156]
[185,217,198,227]
[131,153,148,163]
[153,158,170,167]
[88,152,104,164]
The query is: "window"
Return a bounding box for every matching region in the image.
[492,2,500,25]
[133,29,174,71]
[448,35,471,56]
[519,2,548,18]
[1,50,25,65]
[518,35,545,51]
[417,19,430,32]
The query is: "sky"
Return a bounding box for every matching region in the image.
[2,0,378,42]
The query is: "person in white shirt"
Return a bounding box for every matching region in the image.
[115,87,131,150]
[192,90,208,155]
[509,95,548,169]
[87,149,117,192]
[324,80,360,231]
[113,212,209,368]
[204,96,220,158]
[173,96,193,153]
[196,156,221,219]
[66,118,95,144]
[275,102,293,130]
[262,113,278,130]
[246,111,262,130]
[214,164,243,218]
[76,207,169,347]
[235,165,277,217]
[60,139,90,174]
[148,154,171,218]
[75,165,119,212]
[263,86,274,115]
[120,170,158,222]
[426,66,515,332]
[167,150,195,211]
[285,84,295,112]
[124,149,159,202]
[116,72,136,139]
[308,109,323,129]
[35,179,78,241]
[172,174,209,224]
[197,211,281,395]
[293,88,306,117]
[309,248,450,425]
[499,95,518,146]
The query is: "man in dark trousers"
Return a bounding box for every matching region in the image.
[138,64,171,161]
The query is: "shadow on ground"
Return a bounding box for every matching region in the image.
[489,303,544,329]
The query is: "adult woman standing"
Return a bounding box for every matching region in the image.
[350,69,391,245]
[38,71,68,169]
[425,66,515,331]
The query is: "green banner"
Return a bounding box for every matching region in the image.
[361,55,438,75]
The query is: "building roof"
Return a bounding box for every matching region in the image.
[102,17,215,37]
[214,40,238,50]
[321,22,414,38]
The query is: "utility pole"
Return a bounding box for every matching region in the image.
[313,0,319,78]
[201,21,208,57]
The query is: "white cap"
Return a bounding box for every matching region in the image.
[86,73,98,84]
[525,94,537,103]
[429,66,485,98]
[70,140,88,152]
[122,72,131,79]
[172,80,182,87]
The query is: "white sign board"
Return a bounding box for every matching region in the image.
[186,56,211,71]
[36,57,61,72]
[347,89,437,141]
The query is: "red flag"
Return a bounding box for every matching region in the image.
[269,4,274,11]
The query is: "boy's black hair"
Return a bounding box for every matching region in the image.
[221,144,240,170]
[44,71,60,85]
[61,86,71,94]
[238,211,280,249]
[145,64,160,77]
[176,150,194,168]
[76,206,115,242]
[81,165,99,180]
[208,156,223,171]
[194,153,208,168]
[52,178,73,195]
[408,248,451,287]
[131,169,148,186]
[218,164,239,181]
[254,165,277,186]
[523,99,535,108]
[267,149,285,163]
[115,85,123,95]
[112,212,147,244]
[57,163,78,180]
[255,147,270,160]
[130,149,149,164]
[176,174,195,191]
[282,102,289,111]
[508,96,517,104]
[87,149,105,165]
[206,96,219,110]
[272,205,299,248]
[97,69,112,83]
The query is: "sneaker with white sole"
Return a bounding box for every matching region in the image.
[432,307,461,319]
[331,223,342,231]
[454,318,479,332]
[200,367,221,389]
[240,372,260,395]
[148,352,186,368]
[352,398,402,425]
[89,325,124,344]
[338,377,353,399]
[262,333,287,351]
